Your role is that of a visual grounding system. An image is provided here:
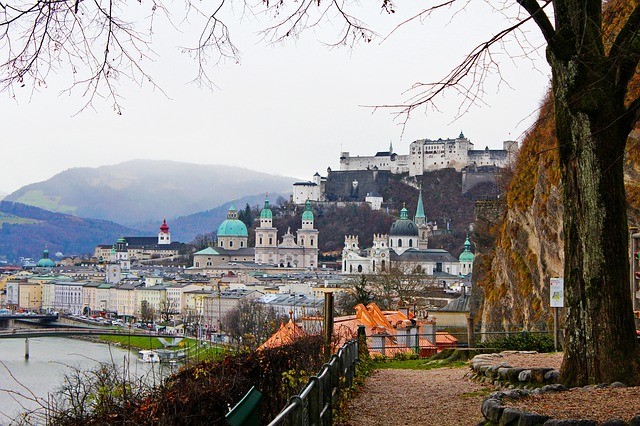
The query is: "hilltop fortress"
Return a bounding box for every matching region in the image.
[339,132,518,176]
[293,133,518,205]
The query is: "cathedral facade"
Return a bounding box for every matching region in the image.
[254,198,319,268]
[192,198,319,270]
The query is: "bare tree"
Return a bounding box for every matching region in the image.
[139,299,154,323]
[221,298,286,350]
[159,298,178,323]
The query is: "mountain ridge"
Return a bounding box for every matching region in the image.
[5,160,297,226]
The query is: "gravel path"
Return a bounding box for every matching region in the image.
[340,367,494,426]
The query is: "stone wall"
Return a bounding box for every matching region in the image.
[324,170,393,202]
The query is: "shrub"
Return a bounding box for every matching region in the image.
[40,335,325,425]
[476,332,558,353]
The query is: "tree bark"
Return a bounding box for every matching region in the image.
[550,30,640,385]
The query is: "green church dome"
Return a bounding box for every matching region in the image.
[459,238,475,262]
[217,204,248,237]
[390,206,418,236]
[217,219,248,237]
[301,200,314,221]
[260,197,273,219]
[36,249,55,268]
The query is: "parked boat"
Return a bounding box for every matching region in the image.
[138,350,160,363]
[138,349,186,363]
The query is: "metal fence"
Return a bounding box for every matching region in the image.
[268,339,359,426]
[364,328,555,357]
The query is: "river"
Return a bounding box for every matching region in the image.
[0,337,172,425]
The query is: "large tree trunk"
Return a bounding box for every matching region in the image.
[551,42,640,385]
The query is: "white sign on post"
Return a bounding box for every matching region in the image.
[550,278,564,308]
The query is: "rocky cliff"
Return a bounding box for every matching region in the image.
[472,0,640,332]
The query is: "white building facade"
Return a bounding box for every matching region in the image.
[339,134,518,176]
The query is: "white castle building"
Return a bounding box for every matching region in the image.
[339,133,518,176]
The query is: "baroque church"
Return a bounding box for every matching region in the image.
[192,198,319,270]
[95,219,184,264]
[342,191,474,277]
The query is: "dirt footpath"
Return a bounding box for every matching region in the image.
[340,367,493,426]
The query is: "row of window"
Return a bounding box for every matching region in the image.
[219,240,245,248]
[390,238,414,248]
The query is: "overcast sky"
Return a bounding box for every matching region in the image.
[1,1,551,195]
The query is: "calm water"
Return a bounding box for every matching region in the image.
[0,337,170,425]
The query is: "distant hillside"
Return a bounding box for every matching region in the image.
[0,191,6,200]
[134,193,290,243]
[4,160,296,226]
[0,201,141,262]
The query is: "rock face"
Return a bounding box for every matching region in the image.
[472,98,565,331]
[473,49,640,332]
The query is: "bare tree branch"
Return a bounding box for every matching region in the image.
[370,4,551,129]
[516,0,555,44]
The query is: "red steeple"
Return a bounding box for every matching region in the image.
[160,219,169,234]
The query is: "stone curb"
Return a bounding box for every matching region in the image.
[480,383,640,426]
[470,351,560,388]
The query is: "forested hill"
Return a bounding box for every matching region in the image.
[0,202,141,262]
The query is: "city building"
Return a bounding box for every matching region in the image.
[94,219,184,263]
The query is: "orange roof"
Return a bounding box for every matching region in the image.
[258,318,306,350]
[332,302,443,357]
[436,331,459,345]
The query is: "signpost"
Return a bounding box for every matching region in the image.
[550,278,564,351]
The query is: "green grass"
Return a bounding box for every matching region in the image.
[99,335,231,361]
[0,212,40,225]
[99,335,169,350]
[372,357,468,370]
[14,190,77,214]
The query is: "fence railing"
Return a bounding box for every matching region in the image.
[268,339,359,426]
[363,329,554,357]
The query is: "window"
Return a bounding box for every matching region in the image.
[269,237,273,245]
[311,238,314,246]
[357,265,363,273]
[240,241,244,247]
[398,239,402,247]
[195,262,200,267]
[409,239,413,247]
[229,241,233,248]
[259,237,263,245]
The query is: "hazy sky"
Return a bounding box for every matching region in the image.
[1,1,551,195]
